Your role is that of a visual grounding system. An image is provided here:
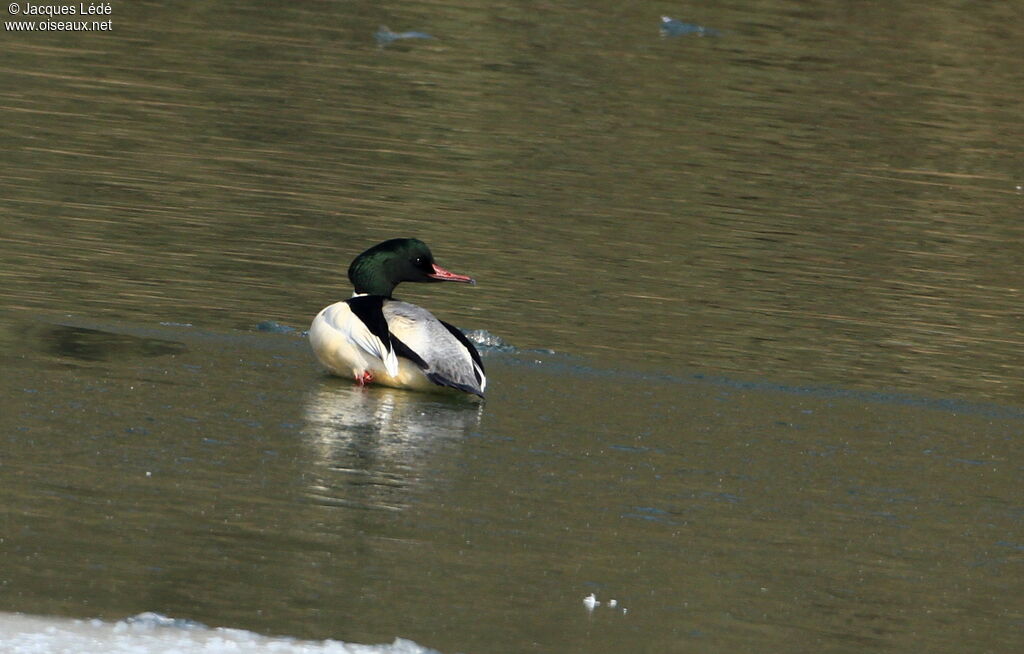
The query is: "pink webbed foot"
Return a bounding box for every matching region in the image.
[355,371,374,387]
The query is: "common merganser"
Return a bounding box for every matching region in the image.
[309,238,486,398]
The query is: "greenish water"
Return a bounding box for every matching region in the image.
[1,1,1022,652]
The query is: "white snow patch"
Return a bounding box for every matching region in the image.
[0,612,440,654]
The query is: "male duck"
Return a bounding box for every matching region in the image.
[309,238,486,398]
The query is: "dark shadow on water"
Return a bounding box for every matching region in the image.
[24,323,187,362]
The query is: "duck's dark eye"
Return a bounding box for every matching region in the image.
[413,256,427,268]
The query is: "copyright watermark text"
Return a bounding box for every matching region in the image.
[6,3,113,31]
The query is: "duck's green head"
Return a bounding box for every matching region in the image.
[347,238,475,297]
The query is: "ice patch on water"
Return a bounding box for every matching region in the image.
[0,612,441,654]
[118,612,206,631]
[461,329,516,353]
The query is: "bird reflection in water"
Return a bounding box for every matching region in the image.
[301,382,483,512]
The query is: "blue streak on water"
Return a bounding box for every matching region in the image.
[255,320,297,334]
[632,506,668,515]
[608,444,657,454]
[622,505,679,525]
[51,316,1024,422]
[503,354,1024,421]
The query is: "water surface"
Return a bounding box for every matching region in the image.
[1,1,1022,652]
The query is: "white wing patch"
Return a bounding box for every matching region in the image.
[316,302,399,377]
[346,318,399,378]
